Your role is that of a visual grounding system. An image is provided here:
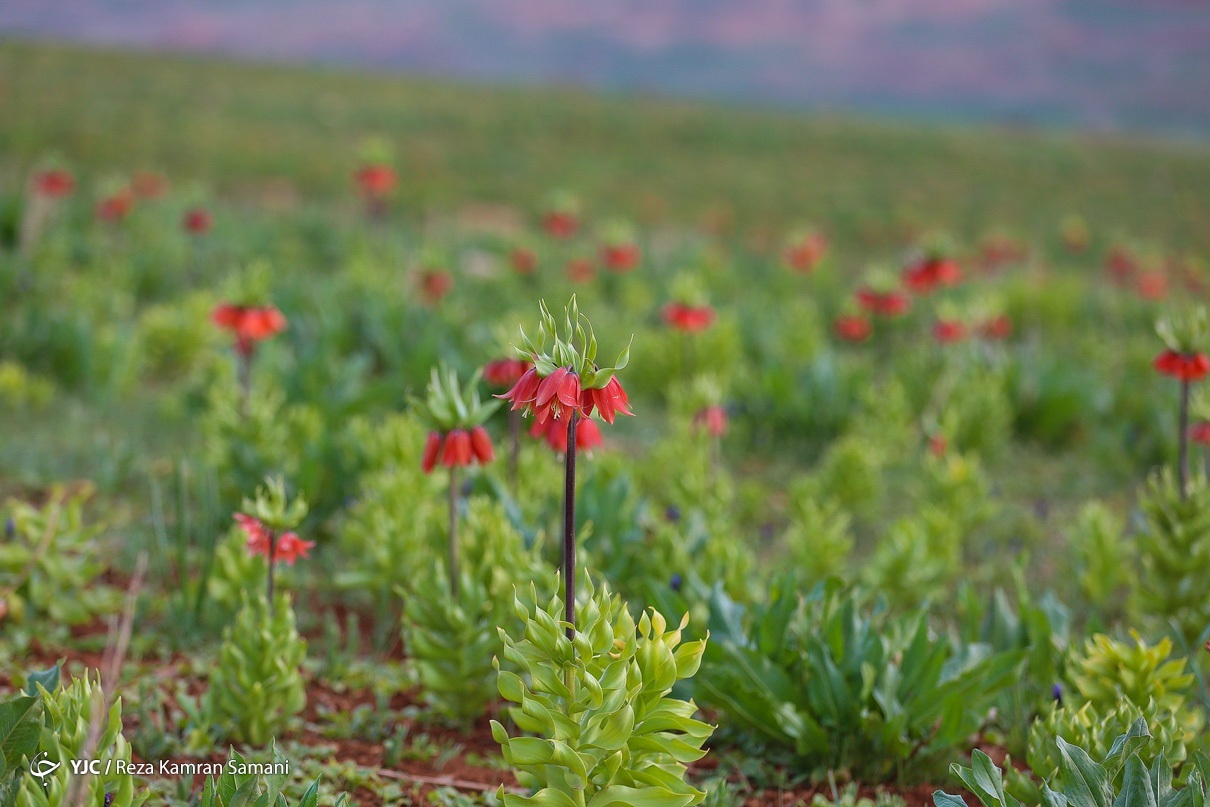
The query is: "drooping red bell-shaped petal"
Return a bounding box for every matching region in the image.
[441,429,473,467]
[1154,350,1210,382]
[421,431,443,474]
[469,426,495,464]
[497,366,541,412]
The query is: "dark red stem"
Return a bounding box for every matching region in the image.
[562,412,579,641]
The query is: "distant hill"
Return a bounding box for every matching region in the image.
[3,0,1210,136]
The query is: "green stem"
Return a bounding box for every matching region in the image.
[449,465,460,597]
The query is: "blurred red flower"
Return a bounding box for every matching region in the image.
[95,189,135,222]
[856,288,910,318]
[510,247,538,275]
[483,358,532,389]
[131,171,169,199]
[663,302,716,332]
[601,243,640,273]
[236,513,315,565]
[903,258,961,294]
[834,314,872,342]
[212,304,287,355]
[1154,350,1210,382]
[579,376,632,424]
[543,211,579,238]
[694,405,728,437]
[933,320,968,344]
[783,232,828,273]
[420,269,453,304]
[33,169,74,198]
[355,164,397,198]
[183,208,212,236]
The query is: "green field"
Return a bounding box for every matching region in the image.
[4,38,1210,807]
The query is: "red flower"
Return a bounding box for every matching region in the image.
[980,315,1013,340]
[533,367,582,424]
[422,431,442,474]
[694,405,728,437]
[1136,271,1168,301]
[834,315,872,342]
[356,164,397,198]
[903,258,961,294]
[483,358,532,389]
[33,169,74,198]
[1154,350,1210,382]
[469,425,495,464]
[511,248,538,275]
[183,208,212,236]
[131,171,168,199]
[783,233,828,273]
[212,304,287,355]
[601,243,640,273]
[420,270,453,304]
[1191,422,1210,446]
[1105,248,1136,284]
[933,320,968,344]
[567,257,596,283]
[441,429,473,467]
[530,415,603,453]
[579,376,633,424]
[236,513,314,565]
[497,366,541,412]
[543,211,578,239]
[663,302,716,332]
[929,434,948,457]
[96,189,135,222]
[856,288,910,318]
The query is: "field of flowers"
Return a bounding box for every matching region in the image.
[4,40,1210,807]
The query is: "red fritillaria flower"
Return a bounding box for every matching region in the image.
[1191,421,1210,446]
[131,171,169,200]
[601,243,640,273]
[511,248,538,275]
[567,257,596,283]
[980,315,1013,340]
[543,210,579,239]
[834,314,872,343]
[579,376,632,424]
[183,208,212,236]
[420,270,453,304]
[903,258,961,294]
[929,434,948,457]
[483,358,532,389]
[663,302,716,333]
[212,304,287,355]
[1105,247,1136,284]
[356,164,397,198]
[1154,350,1210,382]
[856,288,910,318]
[441,429,472,467]
[33,169,75,198]
[499,365,584,424]
[783,232,828,273]
[235,513,315,565]
[1136,271,1168,301]
[530,414,603,453]
[933,320,968,344]
[422,431,442,474]
[694,405,728,438]
[469,425,495,463]
[96,189,135,222]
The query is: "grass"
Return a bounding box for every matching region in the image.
[1,39,1210,251]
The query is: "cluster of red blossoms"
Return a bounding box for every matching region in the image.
[1154,350,1210,382]
[483,358,532,389]
[499,366,632,425]
[834,314,872,343]
[510,247,539,275]
[33,169,75,198]
[933,320,967,344]
[419,269,453,304]
[235,513,315,565]
[543,210,579,239]
[96,188,136,223]
[601,242,640,272]
[183,208,212,236]
[530,416,603,452]
[856,288,911,318]
[663,302,716,332]
[903,257,961,294]
[693,405,728,437]
[212,304,287,356]
[567,257,597,283]
[355,164,397,199]
[421,427,495,473]
[783,232,828,273]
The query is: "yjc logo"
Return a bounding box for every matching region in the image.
[29,752,61,786]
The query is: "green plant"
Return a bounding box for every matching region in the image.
[937,719,1207,807]
[1070,503,1130,613]
[810,784,906,807]
[17,667,146,807]
[491,576,713,807]
[1133,468,1210,643]
[697,581,1023,782]
[0,669,50,807]
[205,591,307,746]
[1067,633,1194,719]
[862,511,961,607]
[782,489,853,585]
[197,744,346,807]
[0,484,115,627]
[402,498,541,726]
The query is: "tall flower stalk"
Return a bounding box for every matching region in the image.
[211,303,287,415]
[497,296,633,640]
[417,364,499,596]
[234,476,311,614]
[1155,307,1210,499]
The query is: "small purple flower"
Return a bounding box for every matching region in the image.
[665,505,681,523]
[670,573,683,592]
[1051,683,1063,705]
[105,794,114,807]
[4,518,12,540]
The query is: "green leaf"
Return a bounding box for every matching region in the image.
[1115,755,1158,807]
[23,663,60,697]
[935,793,971,807]
[1057,737,1112,807]
[0,696,40,771]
